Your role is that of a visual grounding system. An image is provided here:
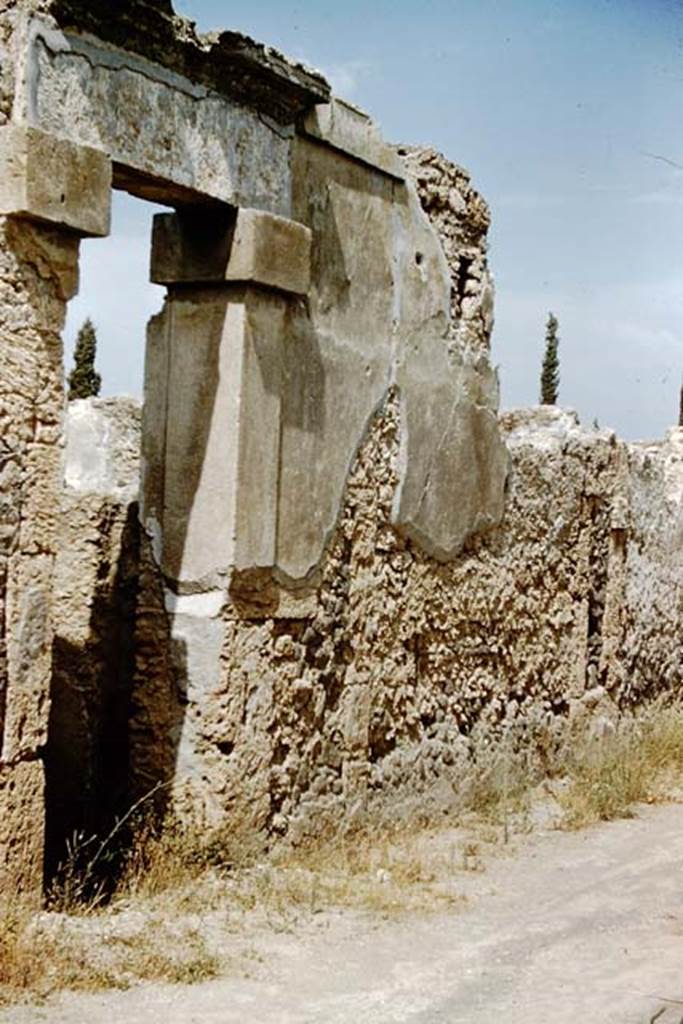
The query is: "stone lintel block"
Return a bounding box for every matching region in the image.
[301,98,406,181]
[0,124,112,237]
[229,209,311,295]
[150,206,311,295]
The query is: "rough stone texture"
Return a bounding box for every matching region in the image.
[0,213,77,900]
[1,0,679,901]
[0,758,45,899]
[0,4,17,126]
[606,427,683,704]
[129,397,683,837]
[46,399,141,874]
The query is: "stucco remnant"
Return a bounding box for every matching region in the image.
[138,88,508,598]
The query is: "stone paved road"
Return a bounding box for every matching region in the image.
[4,803,683,1024]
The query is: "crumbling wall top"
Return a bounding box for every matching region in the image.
[12,0,331,123]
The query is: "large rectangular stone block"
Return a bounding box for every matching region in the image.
[227,208,311,295]
[301,98,405,181]
[18,20,301,214]
[0,124,111,237]
[160,286,284,586]
[150,207,311,295]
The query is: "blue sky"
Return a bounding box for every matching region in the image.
[66,0,683,439]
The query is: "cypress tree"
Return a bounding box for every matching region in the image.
[68,318,101,400]
[539,312,560,405]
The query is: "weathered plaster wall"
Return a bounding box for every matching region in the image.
[276,107,506,579]
[137,102,507,600]
[131,101,510,828]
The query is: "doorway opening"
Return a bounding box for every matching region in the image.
[44,190,167,888]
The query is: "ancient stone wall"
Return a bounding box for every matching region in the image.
[1,0,680,895]
[62,400,682,843]
[0,0,327,897]
[131,95,509,832]
[0,0,111,893]
[398,146,494,355]
[606,431,683,703]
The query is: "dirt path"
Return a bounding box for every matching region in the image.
[5,802,683,1024]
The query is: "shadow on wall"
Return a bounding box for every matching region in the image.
[127,157,390,834]
[44,503,143,881]
[101,136,459,844]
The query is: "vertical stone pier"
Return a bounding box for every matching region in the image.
[132,206,312,819]
[0,126,111,899]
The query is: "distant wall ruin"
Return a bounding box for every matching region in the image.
[0,0,680,896]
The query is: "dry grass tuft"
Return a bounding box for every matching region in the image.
[3,702,683,1008]
[242,824,466,917]
[558,704,683,829]
[0,900,221,1007]
[111,812,468,920]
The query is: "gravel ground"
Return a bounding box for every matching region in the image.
[3,802,683,1024]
